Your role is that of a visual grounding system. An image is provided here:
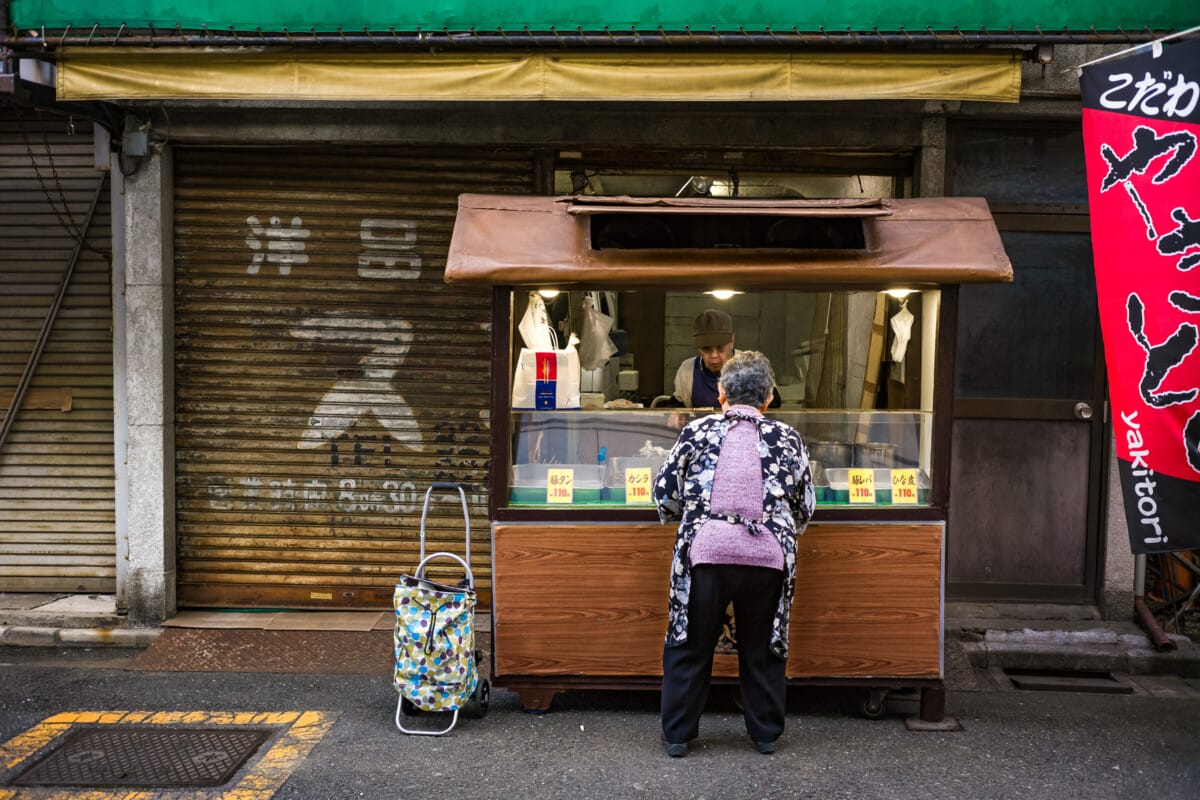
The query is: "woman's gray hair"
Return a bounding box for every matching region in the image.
[720,350,776,407]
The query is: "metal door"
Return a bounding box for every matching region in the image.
[947,123,1107,602]
[173,147,534,608]
[0,113,116,592]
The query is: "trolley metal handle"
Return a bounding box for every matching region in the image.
[414,551,474,590]
[419,483,471,568]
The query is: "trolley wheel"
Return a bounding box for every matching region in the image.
[400,697,418,716]
[465,678,490,719]
[860,689,888,720]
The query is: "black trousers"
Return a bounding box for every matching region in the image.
[661,564,787,744]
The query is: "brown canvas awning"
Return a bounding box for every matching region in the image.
[444,194,1012,289]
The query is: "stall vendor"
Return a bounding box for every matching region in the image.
[671,309,780,409]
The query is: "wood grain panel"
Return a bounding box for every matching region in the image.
[493,522,941,679]
[491,525,673,675]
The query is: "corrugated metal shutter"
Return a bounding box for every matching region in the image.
[0,113,115,592]
[174,147,533,608]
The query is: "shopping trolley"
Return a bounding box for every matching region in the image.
[393,482,490,735]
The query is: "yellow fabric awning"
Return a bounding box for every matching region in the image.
[57,48,1021,102]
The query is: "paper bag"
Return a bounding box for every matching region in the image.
[512,339,581,409]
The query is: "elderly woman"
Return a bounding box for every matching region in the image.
[653,350,815,758]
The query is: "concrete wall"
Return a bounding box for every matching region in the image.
[1105,436,1136,620]
[125,99,931,149]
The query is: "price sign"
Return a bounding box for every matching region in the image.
[624,467,653,505]
[848,468,876,504]
[890,469,919,505]
[546,468,574,504]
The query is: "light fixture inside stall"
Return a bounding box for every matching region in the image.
[706,289,743,300]
[676,176,712,197]
[885,288,915,299]
[537,289,561,299]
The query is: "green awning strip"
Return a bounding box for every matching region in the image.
[11,0,1197,33]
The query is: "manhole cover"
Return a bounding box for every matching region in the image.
[10,727,272,788]
[1004,668,1134,694]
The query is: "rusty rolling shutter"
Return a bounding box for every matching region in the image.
[174,147,533,608]
[0,114,115,592]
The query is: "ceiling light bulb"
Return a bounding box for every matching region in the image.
[537,289,560,298]
[707,289,741,300]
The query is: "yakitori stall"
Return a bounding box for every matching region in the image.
[445,193,1011,720]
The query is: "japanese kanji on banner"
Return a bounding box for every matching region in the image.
[1081,37,1200,554]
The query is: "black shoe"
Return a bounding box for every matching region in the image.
[660,730,688,758]
[754,739,778,755]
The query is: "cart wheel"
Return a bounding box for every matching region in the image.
[465,679,490,718]
[860,689,888,720]
[400,697,418,716]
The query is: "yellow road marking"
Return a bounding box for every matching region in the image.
[0,710,335,800]
[1,723,71,771]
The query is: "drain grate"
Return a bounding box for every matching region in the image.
[10,726,272,788]
[1004,668,1134,694]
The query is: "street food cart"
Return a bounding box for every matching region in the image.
[445,193,1011,721]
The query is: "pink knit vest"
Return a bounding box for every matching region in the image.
[689,408,784,570]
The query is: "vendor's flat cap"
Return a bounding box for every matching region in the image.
[693,309,734,347]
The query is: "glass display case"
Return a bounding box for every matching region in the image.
[508,409,932,508]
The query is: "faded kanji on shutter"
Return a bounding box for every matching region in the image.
[173,146,533,608]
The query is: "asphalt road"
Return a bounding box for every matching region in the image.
[2,646,1198,800]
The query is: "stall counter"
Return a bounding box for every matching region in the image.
[491,521,944,719]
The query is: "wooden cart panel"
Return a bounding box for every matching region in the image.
[492,522,942,679]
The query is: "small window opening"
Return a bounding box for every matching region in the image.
[590,214,866,250]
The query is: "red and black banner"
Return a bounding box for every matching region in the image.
[1082,38,1200,554]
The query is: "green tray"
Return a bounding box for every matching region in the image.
[817,488,931,506]
[602,487,654,505]
[510,487,604,504]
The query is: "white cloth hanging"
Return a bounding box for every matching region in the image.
[889,298,914,362]
[889,298,914,384]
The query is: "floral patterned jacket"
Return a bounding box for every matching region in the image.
[653,406,815,658]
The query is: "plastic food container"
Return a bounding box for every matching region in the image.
[603,456,665,503]
[807,440,853,469]
[824,468,930,505]
[853,442,896,469]
[510,463,606,504]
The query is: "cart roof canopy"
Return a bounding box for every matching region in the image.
[444,194,1012,290]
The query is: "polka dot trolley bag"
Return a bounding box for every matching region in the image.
[394,484,490,735]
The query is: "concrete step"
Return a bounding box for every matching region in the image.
[954,625,1200,677]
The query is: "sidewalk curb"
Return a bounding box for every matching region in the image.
[961,628,1200,677]
[0,625,162,648]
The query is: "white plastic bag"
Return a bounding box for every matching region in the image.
[517,291,556,351]
[578,292,618,371]
[512,334,581,409]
